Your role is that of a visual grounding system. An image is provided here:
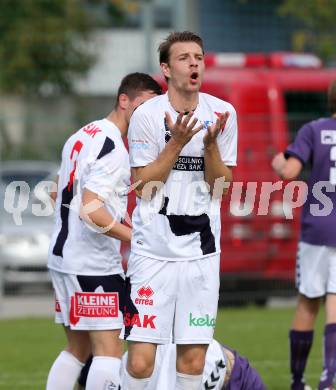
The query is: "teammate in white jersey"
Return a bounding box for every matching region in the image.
[46,73,162,390]
[122,32,238,390]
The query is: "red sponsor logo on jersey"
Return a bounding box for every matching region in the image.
[123,313,156,329]
[55,298,61,313]
[83,123,102,138]
[135,286,154,306]
[69,292,119,325]
[214,111,227,133]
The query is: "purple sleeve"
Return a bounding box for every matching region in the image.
[224,347,267,390]
[284,123,313,165]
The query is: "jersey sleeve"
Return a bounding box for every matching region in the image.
[285,123,313,165]
[128,107,160,168]
[225,347,267,390]
[84,139,126,201]
[216,105,238,166]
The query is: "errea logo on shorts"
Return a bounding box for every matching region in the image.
[74,292,119,318]
[135,286,154,306]
[189,313,216,328]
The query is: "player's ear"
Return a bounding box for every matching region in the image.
[160,62,171,80]
[118,93,130,110]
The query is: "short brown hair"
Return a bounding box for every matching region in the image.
[158,31,204,64]
[328,80,336,114]
[115,72,162,108]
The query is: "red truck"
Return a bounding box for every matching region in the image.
[202,52,336,303]
[124,52,336,304]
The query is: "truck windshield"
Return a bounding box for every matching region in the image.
[285,91,328,180]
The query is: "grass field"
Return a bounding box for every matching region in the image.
[0,305,326,390]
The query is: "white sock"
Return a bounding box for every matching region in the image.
[46,350,84,390]
[122,369,151,390]
[86,356,121,390]
[175,372,203,390]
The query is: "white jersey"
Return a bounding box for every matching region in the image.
[48,119,130,275]
[128,92,237,260]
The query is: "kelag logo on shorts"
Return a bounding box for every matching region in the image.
[74,292,119,318]
[189,313,216,328]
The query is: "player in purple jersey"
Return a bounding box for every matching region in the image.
[272,81,336,390]
[224,346,266,390]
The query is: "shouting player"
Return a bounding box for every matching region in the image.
[122,31,238,390]
[46,73,162,390]
[272,81,336,390]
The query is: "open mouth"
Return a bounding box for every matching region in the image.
[190,72,199,82]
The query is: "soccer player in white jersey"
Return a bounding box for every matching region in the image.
[122,32,238,390]
[46,73,162,390]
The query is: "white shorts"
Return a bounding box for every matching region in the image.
[50,270,125,330]
[120,254,220,344]
[296,241,336,298]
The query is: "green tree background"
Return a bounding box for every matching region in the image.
[0,0,135,160]
[278,0,336,62]
[0,0,96,95]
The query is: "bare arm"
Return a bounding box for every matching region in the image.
[132,138,184,197]
[271,152,303,180]
[133,111,203,197]
[223,348,235,387]
[81,189,131,242]
[203,112,233,195]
